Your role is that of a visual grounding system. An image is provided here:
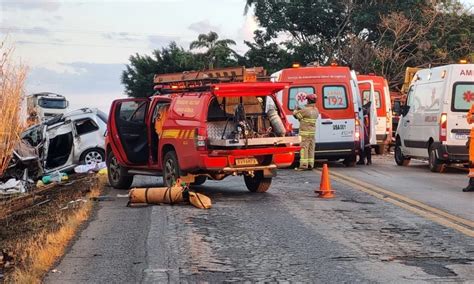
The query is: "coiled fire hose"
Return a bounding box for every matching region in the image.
[128,179,211,209]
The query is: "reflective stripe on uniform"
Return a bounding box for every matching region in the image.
[299,131,315,136]
[302,118,316,123]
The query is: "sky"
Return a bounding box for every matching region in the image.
[0,0,472,113]
[0,0,258,112]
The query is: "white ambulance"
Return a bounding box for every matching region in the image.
[271,66,369,166]
[395,64,474,172]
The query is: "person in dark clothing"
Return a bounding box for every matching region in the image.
[357,102,372,165]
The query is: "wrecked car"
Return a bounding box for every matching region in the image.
[21,108,108,174]
[1,140,43,181]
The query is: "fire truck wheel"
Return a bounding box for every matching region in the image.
[191,176,207,186]
[107,152,133,189]
[163,151,180,188]
[244,171,272,193]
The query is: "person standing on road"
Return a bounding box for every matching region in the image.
[357,102,373,165]
[463,103,474,192]
[293,94,319,171]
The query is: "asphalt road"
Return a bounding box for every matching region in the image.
[45,167,473,283]
[330,154,474,221]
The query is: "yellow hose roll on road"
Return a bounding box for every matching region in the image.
[188,191,212,209]
[129,185,184,205]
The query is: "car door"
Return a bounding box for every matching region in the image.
[399,86,416,155]
[108,98,150,166]
[43,120,75,173]
[72,117,102,160]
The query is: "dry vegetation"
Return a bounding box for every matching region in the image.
[1,174,106,283]
[0,41,27,176]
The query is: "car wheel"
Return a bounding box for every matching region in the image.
[395,141,410,166]
[343,155,357,167]
[244,171,272,193]
[428,145,443,172]
[163,151,180,188]
[107,151,133,189]
[191,176,207,186]
[81,148,105,165]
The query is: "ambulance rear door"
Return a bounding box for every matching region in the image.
[448,65,474,147]
[318,84,356,146]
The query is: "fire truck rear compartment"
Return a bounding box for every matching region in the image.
[206,96,299,147]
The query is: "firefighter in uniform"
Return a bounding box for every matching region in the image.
[463,103,474,192]
[293,94,319,171]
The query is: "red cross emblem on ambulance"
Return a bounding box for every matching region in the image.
[296,92,307,103]
[463,90,474,102]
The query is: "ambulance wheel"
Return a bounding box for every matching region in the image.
[395,140,410,166]
[192,176,207,186]
[107,151,133,189]
[244,171,272,193]
[428,145,443,172]
[163,151,180,188]
[343,155,357,167]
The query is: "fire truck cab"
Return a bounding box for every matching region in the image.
[106,69,300,192]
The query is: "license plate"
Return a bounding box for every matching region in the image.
[235,157,258,166]
[455,134,468,140]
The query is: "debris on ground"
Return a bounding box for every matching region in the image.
[74,162,106,174]
[0,178,25,194]
[41,171,69,184]
[0,174,101,281]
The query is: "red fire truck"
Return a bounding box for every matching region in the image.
[105,67,300,192]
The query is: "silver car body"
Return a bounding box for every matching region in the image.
[23,108,108,174]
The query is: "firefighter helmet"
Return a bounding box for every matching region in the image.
[306,93,317,103]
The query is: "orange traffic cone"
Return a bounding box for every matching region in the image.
[316,164,335,198]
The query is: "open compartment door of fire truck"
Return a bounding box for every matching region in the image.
[109,98,150,165]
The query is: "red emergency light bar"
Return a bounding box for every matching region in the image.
[211,82,289,97]
[154,78,222,94]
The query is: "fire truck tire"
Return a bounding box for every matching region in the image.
[244,171,272,193]
[191,176,207,186]
[163,151,180,188]
[107,152,133,189]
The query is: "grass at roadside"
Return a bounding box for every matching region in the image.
[1,174,107,283]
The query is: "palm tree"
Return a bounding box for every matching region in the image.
[189,31,236,69]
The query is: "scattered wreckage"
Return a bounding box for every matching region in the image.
[1,108,108,193]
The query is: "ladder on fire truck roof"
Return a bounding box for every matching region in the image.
[153,66,267,94]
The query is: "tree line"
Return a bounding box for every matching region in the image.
[122,0,473,98]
